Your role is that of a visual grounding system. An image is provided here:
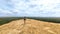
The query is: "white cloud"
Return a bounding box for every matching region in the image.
[0,0,60,17]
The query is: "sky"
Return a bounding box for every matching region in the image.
[0,0,60,17]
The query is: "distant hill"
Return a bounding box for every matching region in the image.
[0,17,60,25]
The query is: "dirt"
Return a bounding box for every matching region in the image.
[0,19,60,34]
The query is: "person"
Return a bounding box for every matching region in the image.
[24,17,26,25]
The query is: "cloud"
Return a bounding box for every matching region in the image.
[0,0,60,17]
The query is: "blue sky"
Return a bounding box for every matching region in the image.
[0,0,60,17]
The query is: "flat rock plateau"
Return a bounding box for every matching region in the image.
[0,19,60,34]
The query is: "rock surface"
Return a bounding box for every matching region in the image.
[0,19,60,34]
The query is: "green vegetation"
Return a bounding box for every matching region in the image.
[0,17,60,25]
[27,17,60,23]
[0,17,24,25]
